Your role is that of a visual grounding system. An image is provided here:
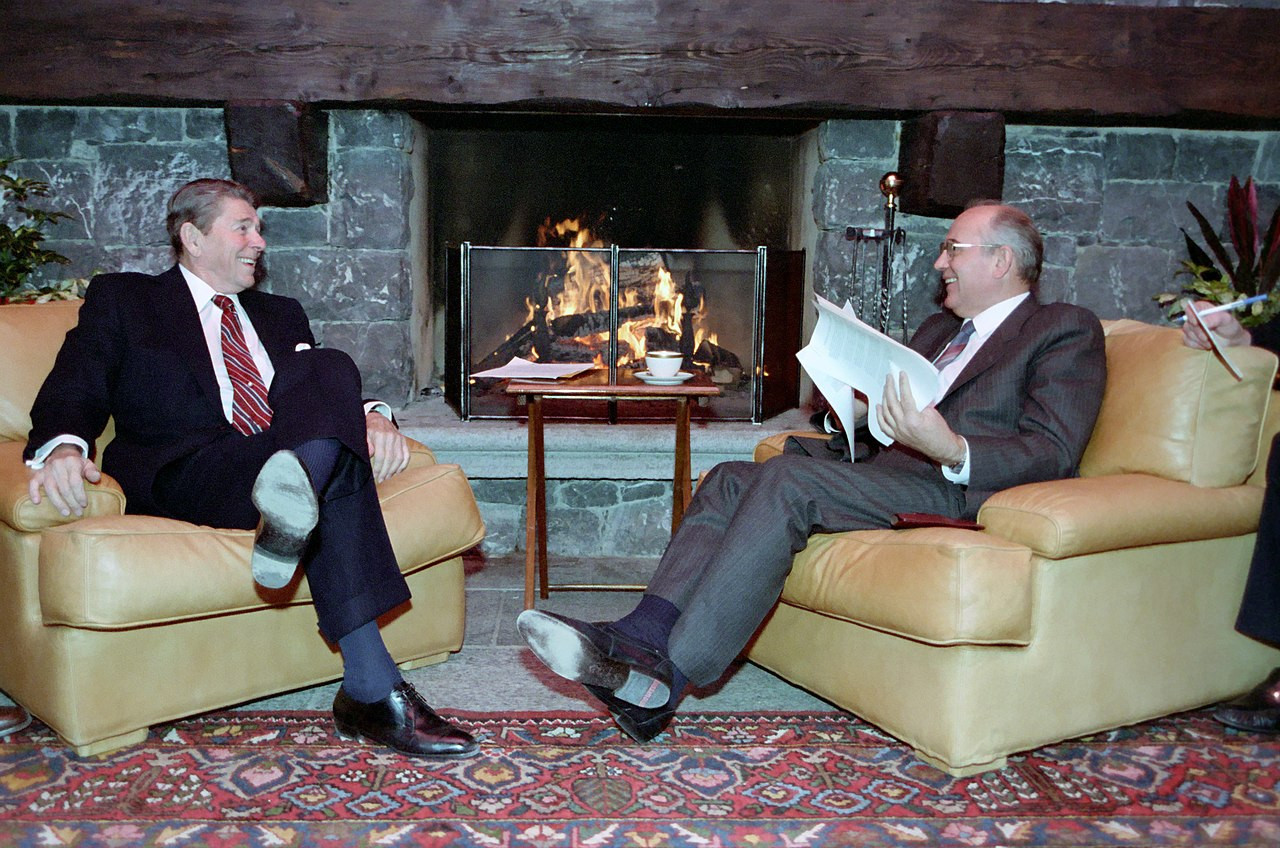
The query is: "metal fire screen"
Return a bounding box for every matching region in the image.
[446,245,804,422]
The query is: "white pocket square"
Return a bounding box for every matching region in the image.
[295,343,312,352]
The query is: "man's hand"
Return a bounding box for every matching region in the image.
[366,411,410,483]
[876,371,966,466]
[1182,299,1252,350]
[27,443,102,518]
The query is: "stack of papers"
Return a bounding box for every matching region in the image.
[472,356,594,381]
[796,296,941,446]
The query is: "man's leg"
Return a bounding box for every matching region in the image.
[520,450,961,740]
[1215,432,1280,733]
[154,347,476,758]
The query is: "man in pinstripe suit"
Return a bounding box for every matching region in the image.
[520,202,1108,741]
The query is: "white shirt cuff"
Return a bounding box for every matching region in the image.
[940,438,971,485]
[363,401,393,421]
[26,435,91,470]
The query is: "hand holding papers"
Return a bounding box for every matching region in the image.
[471,356,594,381]
[796,296,942,447]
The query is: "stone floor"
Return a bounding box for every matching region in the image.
[245,551,837,716]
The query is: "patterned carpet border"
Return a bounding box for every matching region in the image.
[1,708,1279,847]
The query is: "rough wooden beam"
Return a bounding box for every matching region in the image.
[2,0,1277,124]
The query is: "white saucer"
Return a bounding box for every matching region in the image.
[636,370,694,385]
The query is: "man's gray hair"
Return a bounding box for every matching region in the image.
[967,199,1043,288]
[166,179,258,258]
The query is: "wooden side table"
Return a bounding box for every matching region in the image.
[506,370,720,609]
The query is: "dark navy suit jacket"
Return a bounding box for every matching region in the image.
[25,265,314,516]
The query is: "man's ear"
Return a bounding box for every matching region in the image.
[992,244,1014,279]
[179,221,202,257]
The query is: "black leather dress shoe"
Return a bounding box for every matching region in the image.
[584,683,675,743]
[1214,667,1280,734]
[516,609,672,708]
[0,706,31,738]
[333,682,479,758]
[250,450,319,589]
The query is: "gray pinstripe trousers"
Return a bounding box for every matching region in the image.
[647,447,965,685]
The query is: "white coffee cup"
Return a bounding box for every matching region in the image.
[645,350,683,378]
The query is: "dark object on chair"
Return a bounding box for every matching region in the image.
[0,706,31,737]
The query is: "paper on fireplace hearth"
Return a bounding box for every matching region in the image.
[796,295,942,447]
[472,356,594,380]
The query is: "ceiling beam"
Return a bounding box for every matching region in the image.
[3,0,1277,125]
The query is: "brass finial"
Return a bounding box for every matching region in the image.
[879,172,903,209]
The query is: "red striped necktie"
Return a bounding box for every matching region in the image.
[212,294,273,435]
[933,320,975,372]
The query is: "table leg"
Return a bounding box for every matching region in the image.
[524,395,548,609]
[672,396,692,533]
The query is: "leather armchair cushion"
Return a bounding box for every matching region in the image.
[781,527,1035,645]
[38,460,484,629]
[0,300,83,442]
[1082,319,1277,487]
[978,473,1264,559]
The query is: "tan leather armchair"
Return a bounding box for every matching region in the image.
[748,319,1280,775]
[0,300,485,755]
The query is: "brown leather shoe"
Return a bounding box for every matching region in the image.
[1214,667,1280,734]
[333,682,479,758]
[0,706,31,738]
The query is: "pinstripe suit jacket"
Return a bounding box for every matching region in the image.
[902,296,1106,516]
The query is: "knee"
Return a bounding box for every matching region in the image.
[281,347,363,394]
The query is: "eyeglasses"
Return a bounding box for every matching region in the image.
[938,240,1004,257]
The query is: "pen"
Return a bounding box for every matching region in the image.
[1176,294,1268,323]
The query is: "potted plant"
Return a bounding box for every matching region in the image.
[0,157,87,304]
[1155,176,1280,327]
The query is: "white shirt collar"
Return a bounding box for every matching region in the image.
[967,291,1031,340]
[177,262,232,309]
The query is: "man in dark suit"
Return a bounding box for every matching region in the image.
[24,178,477,759]
[1183,303,1280,733]
[518,202,1108,741]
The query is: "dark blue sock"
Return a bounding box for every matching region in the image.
[293,437,341,497]
[612,595,689,705]
[337,620,403,703]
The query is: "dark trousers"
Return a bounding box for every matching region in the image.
[647,444,965,686]
[1237,432,1280,647]
[152,347,410,643]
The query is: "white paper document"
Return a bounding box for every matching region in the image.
[1185,300,1244,381]
[471,356,594,381]
[796,295,942,446]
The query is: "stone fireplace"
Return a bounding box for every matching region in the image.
[419,113,814,422]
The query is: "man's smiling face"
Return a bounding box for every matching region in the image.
[181,197,265,294]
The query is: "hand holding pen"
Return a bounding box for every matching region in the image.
[1180,296,1262,351]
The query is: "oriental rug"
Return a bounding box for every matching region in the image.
[1,709,1278,847]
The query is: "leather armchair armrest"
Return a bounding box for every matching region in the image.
[978,473,1264,559]
[0,441,126,532]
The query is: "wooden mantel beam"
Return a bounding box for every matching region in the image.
[3,0,1277,124]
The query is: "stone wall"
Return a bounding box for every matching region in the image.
[0,106,417,403]
[812,122,1280,337]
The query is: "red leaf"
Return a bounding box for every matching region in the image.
[1227,176,1258,277]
